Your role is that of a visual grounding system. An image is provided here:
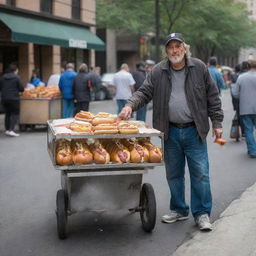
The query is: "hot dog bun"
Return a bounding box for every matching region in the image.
[138,140,162,163]
[75,111,95,122]
[89,141,110,164]
[121,139,149,163]
[56,139,73,165]
[118,123,139,134]
[93,123,118,134]
[71,139,93,165]
[92,117,117,126]
[101,140,130,163]
[68,122,93,133]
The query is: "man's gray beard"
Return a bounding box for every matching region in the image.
[169,53,185,64]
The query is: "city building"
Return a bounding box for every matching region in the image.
[0,0,104,84]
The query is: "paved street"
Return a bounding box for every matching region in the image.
[0,90,256,256]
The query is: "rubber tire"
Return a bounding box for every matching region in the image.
[139,183,156,232]
[56,189,68,239]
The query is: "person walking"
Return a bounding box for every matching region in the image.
[58,63,77,118]
[231,59,256,158]
[0,64,24,137]
[119,33,223,231]
[208,56,225,95]
[112,63,135,114]
[73,63,92,113]
[132,62,147,121]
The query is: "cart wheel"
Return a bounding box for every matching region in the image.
[56,189,68,239]
[139,183,156,232]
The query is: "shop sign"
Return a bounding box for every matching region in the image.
[69,39,87,49]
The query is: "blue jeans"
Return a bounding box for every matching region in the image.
[116,99,127,114]
[62,99,74,118]
[241,115,256,156]
[164,125,212,218]
[136,105,147,122]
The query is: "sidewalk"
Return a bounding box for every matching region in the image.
[173,182,256,256]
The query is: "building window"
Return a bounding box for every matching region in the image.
[6,0,16,6]
[40,0,53,14]
[72,0,81,20]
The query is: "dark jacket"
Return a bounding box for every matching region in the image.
[132,69,146,91]
[127,57,223,140]
[73,72,91,102]
[58,70,77,99]
[0,72,24,101]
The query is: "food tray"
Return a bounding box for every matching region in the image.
[47,120,165,171]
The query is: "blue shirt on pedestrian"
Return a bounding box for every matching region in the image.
[208,66,225,93]
[58,69,77,99]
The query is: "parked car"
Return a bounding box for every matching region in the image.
[101,73,115,99]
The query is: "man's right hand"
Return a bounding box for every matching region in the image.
[118,106,132,120]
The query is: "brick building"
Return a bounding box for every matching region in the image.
[0,0,104,84]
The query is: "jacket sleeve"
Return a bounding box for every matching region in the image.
[126,71,154,111]
[17,77,24,92]
[205,68,224,128]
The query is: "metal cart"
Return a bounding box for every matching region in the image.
[47,120,164,239]
[20,97,61,130]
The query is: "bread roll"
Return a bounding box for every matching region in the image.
[68,122,93,133]
[56,139,73,165]
[93,123,118,134]
[71,139,93,165]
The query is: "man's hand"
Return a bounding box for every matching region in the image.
[212,128,223,138]
[118,106,132,120]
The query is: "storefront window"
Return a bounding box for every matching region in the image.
[40,0,52,14]
[61,48,76,70]
[6,0,16,6]
[72,0,81,20]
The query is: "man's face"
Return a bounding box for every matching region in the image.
[166,40,186,64]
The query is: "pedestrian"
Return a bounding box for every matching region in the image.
[73,63,92,113]
[112,63,135,114]
[145,59,155,74]
[119,32,223,231]
[208,56,225,95]
[58,63,77,118]
[30,69,45,87]
[0,64,24,137]
[231,59,256,158]
[47,67,64,86]
[132,62,147,121]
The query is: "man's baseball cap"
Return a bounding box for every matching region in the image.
[165,33,185,46]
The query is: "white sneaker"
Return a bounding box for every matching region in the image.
[161,211,189,224]
[8,131,20,137]
[5,130,10,135]
[196,214,212,231]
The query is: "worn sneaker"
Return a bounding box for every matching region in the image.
[196,214,212,231]
[161,211,189,224]
[5,130,10,135]
[8,131,20,137]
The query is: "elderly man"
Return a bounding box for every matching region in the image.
[119,33,223,231]
[232,59,256,158]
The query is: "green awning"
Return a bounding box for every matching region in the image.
[0,12,105,51]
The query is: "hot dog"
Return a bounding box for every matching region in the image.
[138,139,162,163]
[71,139,93,165]
[56,139,73,165]
[92,117,117,126]
[101,139,130,163]
[214,137,227,146]
[89,140,110,164]
[120,139,149,163]
[68,122,93,133]
[118,123,139,134]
